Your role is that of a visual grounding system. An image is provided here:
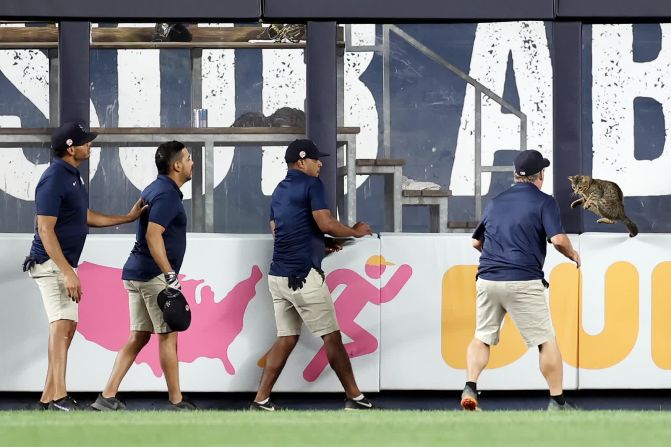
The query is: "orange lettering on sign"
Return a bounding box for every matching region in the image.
[441,266,526,369]
[548,263,579,367]
[442,262,638,370]
[652,262,671,370]
[575,262,638,369]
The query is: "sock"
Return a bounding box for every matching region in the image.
[352,394,365,401]
[256,397,270,404]
[551,394,566,405]
[466,381,478,394]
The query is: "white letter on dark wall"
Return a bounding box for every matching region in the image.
[450,22,553,196]
[592,24,671,196]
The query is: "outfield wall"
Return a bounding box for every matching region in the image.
[0,233,669,392]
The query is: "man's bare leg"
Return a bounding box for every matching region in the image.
[461,338,491,410]
[466,338,490,382]
[539,338,563,396]
[158,332,182,404]
[40,337,54,404]
[322,331,361,398]
[102,331,151,398]
[254,335,299,402]
[48,320,77,401]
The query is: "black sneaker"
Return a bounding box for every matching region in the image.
[30,401,49,411]
[344,397,376,410]
[170,395,197,411]
[90,394,127,411]
[249,400,281,411]
[460,385,481,411]
[48,395,81,411]
[547,399,578,411]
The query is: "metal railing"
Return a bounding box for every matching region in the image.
[0,127,359,232]
[346,24,528,221]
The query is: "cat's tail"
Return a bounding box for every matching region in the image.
[622,216,638,238]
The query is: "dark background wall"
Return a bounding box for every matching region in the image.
[2,1,671,234]
[0,1,261,20]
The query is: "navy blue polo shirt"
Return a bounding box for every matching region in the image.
[269,169,329,278]
[473,183,564,281]
[29,158,89,267]
[122,175,187,281]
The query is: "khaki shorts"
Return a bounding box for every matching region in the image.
[268,268,340,337]
[123,275,171,334]
[29,259,78,323]
[475,278,555,348]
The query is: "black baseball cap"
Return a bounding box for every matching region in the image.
[514,149,550,176]
[51,122,98,153]
[284,139,330,163]
[157,288,192,332]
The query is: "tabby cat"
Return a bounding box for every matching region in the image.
[568,175,638,237]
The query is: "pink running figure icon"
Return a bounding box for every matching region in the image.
[302,255,412,382]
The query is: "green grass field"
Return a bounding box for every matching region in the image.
[1,411,670,447]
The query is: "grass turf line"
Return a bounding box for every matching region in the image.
[1,410,670,447]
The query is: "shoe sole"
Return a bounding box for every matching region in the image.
[90,402,121,411]
[49,405,75,411]
[250,406,276,412]
[460,396,479,411]
[171,406,197,411]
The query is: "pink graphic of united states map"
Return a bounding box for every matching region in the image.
[77,262,262,377]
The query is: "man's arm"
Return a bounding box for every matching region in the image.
[471,218,486,253]
[472,238,484,252]
[87,197,147,228]
[145,222,173,274]
[269,220,276,239]
[36,215,82,302]
[312,209,371,238]
[550,233,581,268]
